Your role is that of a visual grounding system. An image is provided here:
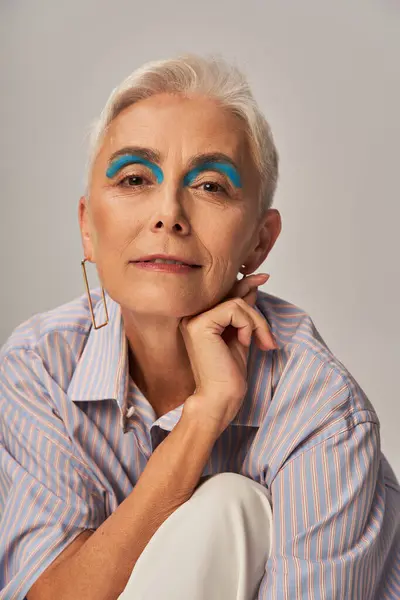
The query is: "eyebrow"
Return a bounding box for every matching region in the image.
[107,146,241,174]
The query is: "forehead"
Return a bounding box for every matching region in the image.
[99,93,249,164]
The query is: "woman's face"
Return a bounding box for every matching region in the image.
[80,93,276,317]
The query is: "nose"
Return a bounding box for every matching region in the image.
[153,219,188,233]
[151,186,191,235]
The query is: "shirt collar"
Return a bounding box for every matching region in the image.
[67,289,270,429]
[67,290,129,413]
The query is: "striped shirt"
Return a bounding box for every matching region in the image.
[0,287,399,600]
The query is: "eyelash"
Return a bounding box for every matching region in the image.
[117,175,228,195]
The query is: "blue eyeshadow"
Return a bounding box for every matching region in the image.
[106,155,164,184]
[183,161,242,188]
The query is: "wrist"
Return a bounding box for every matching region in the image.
[181,396,222,441]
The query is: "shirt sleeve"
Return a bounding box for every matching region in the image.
[257,418,384,600]
[0,349,104,600]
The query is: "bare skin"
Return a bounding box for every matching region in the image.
[79,92,281,417]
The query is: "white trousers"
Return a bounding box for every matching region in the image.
[118,472,273,600]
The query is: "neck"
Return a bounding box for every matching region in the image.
[121,309,196,416]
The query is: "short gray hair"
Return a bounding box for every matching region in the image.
[84,53,279,216]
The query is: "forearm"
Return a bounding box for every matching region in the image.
[50,408,217,600]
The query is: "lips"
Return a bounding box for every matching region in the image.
[133,255,201,267]
[134,260,201,268]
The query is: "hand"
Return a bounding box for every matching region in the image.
[179,273,278,437]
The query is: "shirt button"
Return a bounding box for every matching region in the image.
[126,406,135,418]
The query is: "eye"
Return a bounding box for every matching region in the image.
[198,181,228,195]
[118,174,149,187]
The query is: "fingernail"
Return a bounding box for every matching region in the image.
[257,274,270,282]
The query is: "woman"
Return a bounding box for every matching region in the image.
[0,53,398,600]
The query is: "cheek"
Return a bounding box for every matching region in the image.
[203,213,246,256]
[91,202,129,244]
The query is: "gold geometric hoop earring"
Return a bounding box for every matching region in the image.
[81,258,109,329]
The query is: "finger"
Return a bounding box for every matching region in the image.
[181,285,276,350]
[224,308,255,349]
[225,273,270,301]
[243,287,257,306]
[233,273,270,299]
[204,297,268,351]
[228,333,251,373]
[231,297,278,349]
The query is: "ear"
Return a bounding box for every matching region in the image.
[240,209,282,275]
[78,196,96,262]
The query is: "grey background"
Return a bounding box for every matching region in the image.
[1,0,399,478]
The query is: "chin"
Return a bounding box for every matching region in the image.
[120,294,202,317]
